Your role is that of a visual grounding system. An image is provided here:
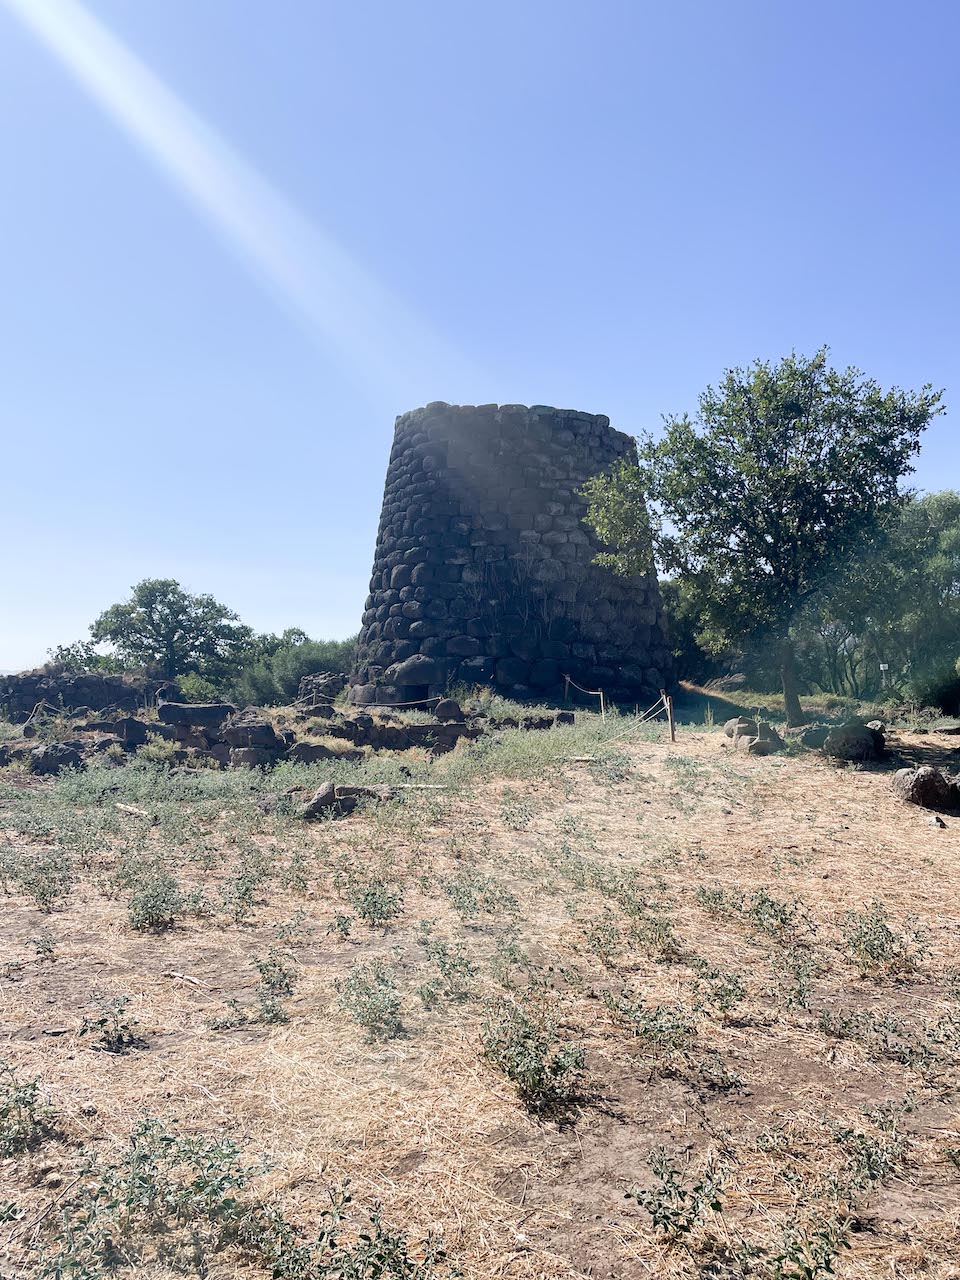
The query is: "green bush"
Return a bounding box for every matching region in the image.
[336,960,403,1040]
[0,1061,54,1154]
[480,1000,584,1112]
[128,871,183,931]
[232,633,357,706]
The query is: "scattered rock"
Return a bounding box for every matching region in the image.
[30,742,84,775]
[434,698,463,722]
[892,766,958,809]
[296,671,346,707]
[0,667,165,720]
[822,721,884,762]
[299,782,394,819]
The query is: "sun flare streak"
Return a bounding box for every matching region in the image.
[3,0,473,399]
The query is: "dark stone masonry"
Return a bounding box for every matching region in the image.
[347,402,672,707]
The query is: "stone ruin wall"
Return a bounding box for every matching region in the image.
[348,402,672,706]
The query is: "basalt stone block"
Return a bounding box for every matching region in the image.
[158,702,235,730]
[385,653,445,686]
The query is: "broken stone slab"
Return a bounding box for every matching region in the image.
[723,716,759,739]
[892,765,959,809]
[299,782,395,819]
[157,702,236,730]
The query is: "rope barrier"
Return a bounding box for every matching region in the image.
[300,692,445,712]
[563,674,605,721]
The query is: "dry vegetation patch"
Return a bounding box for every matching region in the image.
[1,715,959,1278]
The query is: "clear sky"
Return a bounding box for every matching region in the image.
[1,0,957,672]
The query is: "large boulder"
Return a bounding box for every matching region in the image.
[220,708,281,749]
[30,742,84,775]
[157,702,236,731]
[228,747,276,769]
[383,654,445,688]
[286,741,363,764]
[892,766,958,809]
[434,698,464,723]
[822,720,884,762]
[794,724,831,750]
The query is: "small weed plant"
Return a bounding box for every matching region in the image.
[336,960,403,1040]
[480,999,584,1114]
[627,1147,725,1241]
[78,995,143,1053]
[0,1060,54,1154]
[841,901,927,976]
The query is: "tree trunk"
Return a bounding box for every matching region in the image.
[780,640,806,726]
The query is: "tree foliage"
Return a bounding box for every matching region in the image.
[231,629,357,705]
[90,579,254,682]
[796,491,960,706]
[583,350,944,721]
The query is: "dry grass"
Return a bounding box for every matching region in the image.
[2,711,960,1278]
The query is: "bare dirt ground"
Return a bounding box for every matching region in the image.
[1,714,959,1278]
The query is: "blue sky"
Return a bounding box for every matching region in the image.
[1,0,957,671]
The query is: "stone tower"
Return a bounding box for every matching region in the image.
[348,402,672,706]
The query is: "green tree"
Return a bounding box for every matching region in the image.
[90,579,253,683]
[46,639,123,674]
[232,629,357,705]
[797,491,960,706]
[583,350,943,723]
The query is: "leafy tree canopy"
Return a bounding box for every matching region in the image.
[90,578,254,682]
[583,349,944,722]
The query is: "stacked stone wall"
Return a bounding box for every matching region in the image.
[348,402,672,705]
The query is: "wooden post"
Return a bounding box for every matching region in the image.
[564,675,571,705]
[666,693,676,742]
[599,690,606,722]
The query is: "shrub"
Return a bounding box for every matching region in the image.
[841,901,927,976]
[0,1060,54,1154]
[128,871,183,931]
[336,960,403,1040]
[253,948,298,1023]
[480,1000,584,1113]
[349,882,404,931]
[627,1147,725,1241]
[139,734,181,765]
[79,995,143,1053]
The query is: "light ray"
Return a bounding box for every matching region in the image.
[3,0,476,400]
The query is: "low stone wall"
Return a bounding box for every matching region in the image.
[0,668,166,721]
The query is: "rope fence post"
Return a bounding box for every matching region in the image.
[562,674,606,720]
